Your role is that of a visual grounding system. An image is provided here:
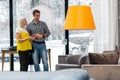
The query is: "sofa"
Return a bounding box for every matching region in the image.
[56,51,120,80]
[0,69,90,80]
[82,51,120,80]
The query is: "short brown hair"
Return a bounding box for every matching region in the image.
[33,9,40,16]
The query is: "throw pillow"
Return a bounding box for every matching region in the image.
[89,52,119,64]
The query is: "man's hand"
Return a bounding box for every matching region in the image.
[35,33,43,39]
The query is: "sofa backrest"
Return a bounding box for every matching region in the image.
[88,51,119,64]
[66,55,81,64]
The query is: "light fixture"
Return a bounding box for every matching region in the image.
[64,5,96,54]
[64,6,95,30]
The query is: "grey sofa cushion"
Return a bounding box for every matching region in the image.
[56,64,80,70]
[0,69,89,80]
[52,69,89,80]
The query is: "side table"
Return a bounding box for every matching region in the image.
[1,49,17,71]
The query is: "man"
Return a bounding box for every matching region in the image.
[26,9,51,72]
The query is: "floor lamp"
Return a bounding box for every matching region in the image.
[64,6,96,54]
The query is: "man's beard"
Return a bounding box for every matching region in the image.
[36,18,39,21]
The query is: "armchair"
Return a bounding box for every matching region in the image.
[56,54,88,70]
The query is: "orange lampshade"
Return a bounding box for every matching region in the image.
[64,6,96,30]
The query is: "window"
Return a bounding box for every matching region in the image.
[0,0,94,71]
[0,0,10,71]
[13,0,65,71]
[68,0,94,55]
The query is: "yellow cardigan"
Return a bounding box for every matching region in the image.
[16,31,32,52]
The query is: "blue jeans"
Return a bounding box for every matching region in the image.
[32,42,48,72]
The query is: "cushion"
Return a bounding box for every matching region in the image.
[0,69,90,80]
[89,51,119,64]
[56,64,80,70]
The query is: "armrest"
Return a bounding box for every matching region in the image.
[78,54,88,67]
[58,55,68,64]
[67,55,81,64]
[82,64,120,80]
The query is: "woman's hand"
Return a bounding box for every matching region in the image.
[30,36,35,41]
[16,33,31,43]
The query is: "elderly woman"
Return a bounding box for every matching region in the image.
[16,18,33,71]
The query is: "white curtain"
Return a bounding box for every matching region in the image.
[92,0,118,52]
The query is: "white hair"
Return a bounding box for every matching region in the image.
[19,18,27,26]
